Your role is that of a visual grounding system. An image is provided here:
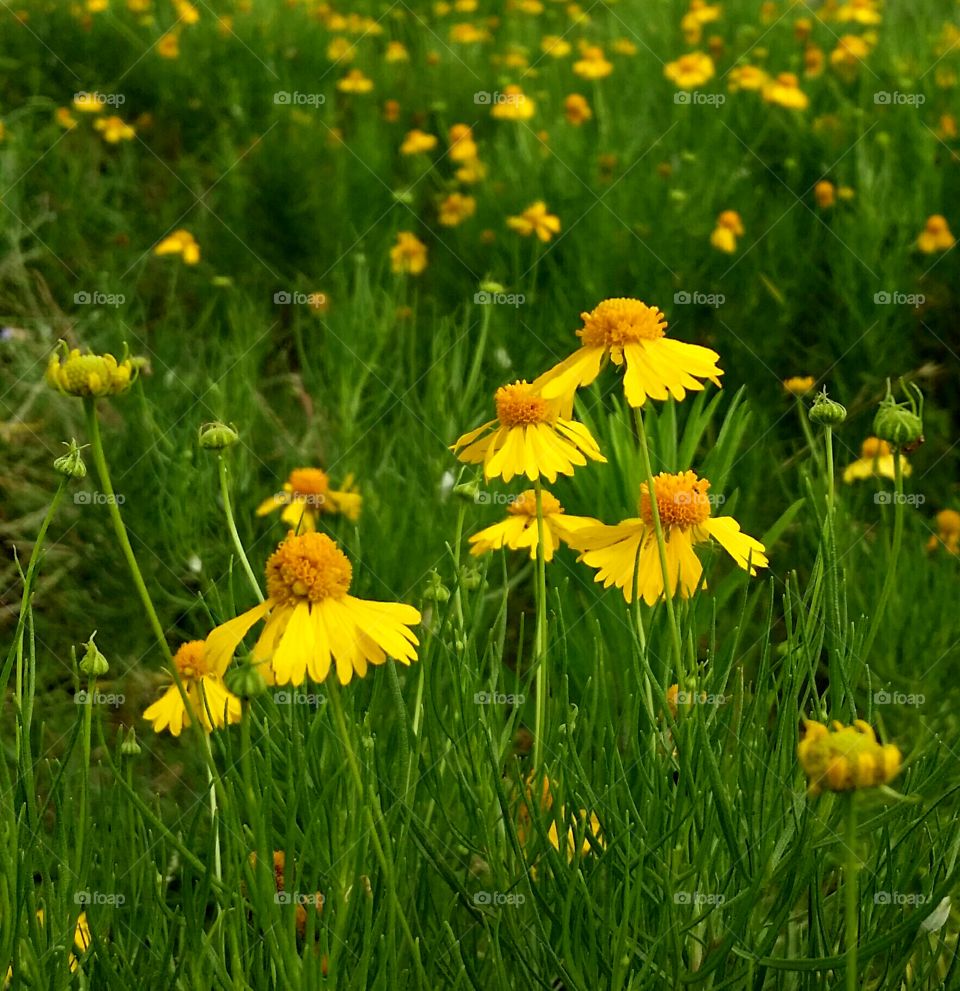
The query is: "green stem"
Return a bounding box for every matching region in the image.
[861,449,904,662]
[825,426,835,514]
[326,682,425,985]
[532,480,549,771]
[83,399,173,665]
[217,455,264,602]
[798,398,825,474]
[845,796,860,991]
[634,408,684,675]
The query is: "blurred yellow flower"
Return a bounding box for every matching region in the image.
[573,45,613,79]
[681,0,722,45]
[390,231,428,274]
[830,34,871,70]
[783,376,816,396]
[814,180,835,208]
[541,35,571,57]
[143,639,242,737]
[438,192,476,226]
[506,201,560,241]
[798,719,901,796]
[728,64,768,92]
[46,346,136,398]
[843,437,912,483]
[448,123,478,161]
[567,471,767,604]
[564,93,592,125]
[927,508,960,554]
[449,22,489,43]
[157,31,180,59]
[710,210,744,253]
[452,380,606,483]
[762,72,809,110]
[664,51,715,89]
[490,84,535,120]
[257,467,361,530]
[535,297,723,409]
[400,129,438,155]
[72,92,104,113]
[468,489,601,561]
[836,0,881,25]
[154,229,200,264]
[916,214,955,253]
[337,69,374,93]
[56,107,77,129]
[94,115,135,142]
[206,531,421,685]
[385,40,409,61]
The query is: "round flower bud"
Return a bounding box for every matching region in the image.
[120,727,142,757]
[423,570,450,603]
[459,566,483,592]
[46,341,137,398]
[198,421,239,450]
[54,439,87,480]
[224,661,267,700]
[809,390,847,426]
[478,279,506,295]
[452,479,480,503]
[874,382,923,447]
[79,633,109,677]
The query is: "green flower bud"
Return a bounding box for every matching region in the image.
[460,566,483,592]
[198,421,239,450]
[120,727,142,757]
[808,389,847,426]
[423,570,450,603]
[79,633,109,677]
[478,279,505,295]
[54,439,88,479]
[224,661,267,700]
[873,380,923,447]
[452,479,480,503]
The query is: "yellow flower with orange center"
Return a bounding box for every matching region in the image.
[541,35,572,57]
[468,489,601,561]
[728,64,768,92]
[664,51,715,89]
[143,640,243,737]
[573,45,613,80]
[400,129,438,155]
[916,215,955,253]
[798,719,901,796]
[506,201,560,242]
[452,380,606,483]
[153,228,200,264]
[516,773,604,864]
[710,209,744,253]
[814,180,836,209]
[534,297,723,409]
[206,532,421,686]
[337,69,374,93]
[783,376,816,397]
[438,192,476,227]
[681,0,722,45]
[843,437,912,483]
[927,508,960,554]
[46,346,137,397]
[566,471,767,604]
[830,33,872,70]
[762,72,809,110]
[836,0,882,24]
[157,31,180,59]
[563,93,593,125]
[257,467,362,530]
[490,84,535,120]
[448,123,478,162]
[390,231,428,275]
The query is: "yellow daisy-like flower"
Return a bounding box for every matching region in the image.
[143,639,242,737]
[157,31,180,59]
[46,346,136,398]
[842,437,912,483]
[337,68,374,93]
[814,180,836,209]
[93,115,135,143]
[927,508,960,554]
[490,84,535,120]
[797,719,901,797]
[783,375,816,397]
[452,380,606,483]
[566,471,768,604]
[256,467,362,529]
[205,531,421,686]
[72,92,104,114]
[664,51,715,89]
[728,65,768,92]
[541,35,572,57]
[400,129,438,155]
[836,0,882,24]
[448,123,478,162]
[681,0,722,44]
[829,33,871,70]
[535,297,723,409]
[153,228,200,264]
[563,93,593,125]
[506,201,561,242]
[468,489,601,561]
[762,72,809,110]
[385,40,409,61]
[573,45,613,80]
[390,231,428,275]
[438,192,476,227]
[710,209,744,253]
[916,215,955,254]
[56,106,78,129]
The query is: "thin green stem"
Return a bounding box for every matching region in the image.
[217,454,264,602]
[825,426,835,514]
[861,449,904,662]
[634,407,684,674]
[845,796,860,991]
[532,480,549,771]
[75,674,95,876]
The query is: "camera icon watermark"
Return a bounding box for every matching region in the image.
[874,492,925,506]
[473,690,526,705]
[674,890,726,906]
[274,91,326,107]
[273,290,327,307]
[474,91,526,107]
[874,91,925,107]
[873,291,924,308]
[75,690,125,707]
[473,890,525,906]
[74,290,125,308]
[674,690,728,706]
[674,91,726,106]
[74,90,126,108]
[74,491,125,506]
[474,291,525,307]
[273,691,326,706]
[874,891,930,906]
[673,290,725,308]
[873,690,925,707]
[75,890,126,906]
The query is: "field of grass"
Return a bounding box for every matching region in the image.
[2,0,960,987]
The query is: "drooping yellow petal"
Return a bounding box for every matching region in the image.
[703,516,769,573]
[270,601,314,685]
[143,685,187,736]
[205,600,272,675]
[255,493,286,517]
[197,675,243,730]
[535,346,606,403]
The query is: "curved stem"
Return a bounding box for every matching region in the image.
[217,455,264,602]
[532,480,549,771]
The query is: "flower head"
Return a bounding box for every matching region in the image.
[438,192,476,227]
[390,231,428,275]
[205,532,421,686]
[337,69,374,93]
[564,93,593,125]
[468,489,601,561]
[710,210,744,252]
[843,437,912,483]
[46,345,136,398]
[916,215,955,254]
[798,719,901,796]
[762,72,809,110]
[400,129,437,155]
[143,639,243,737]
[490,84,535,120]
[452,380,605,483]
[566,470,768,604]
[728,64,768,92]
[257,467,361,530]
[94,115,135,143]
[664,51,715,89]
[573,45,613,79]
[535,297,723,409]
[153,228,200,264]
[783,375,816,397]
[814,180,836,209]
[927,508,960,554]
[506,201,560,242]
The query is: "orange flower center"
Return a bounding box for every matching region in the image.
[640,471,712,529]
[173,640,211,679]
[288,468,331,503]
[507,489,564,517]
[936,509,960,535]
[861,437,891,458]
[266,532,353,604]
[495,382,553,427]
[578,298,668,349]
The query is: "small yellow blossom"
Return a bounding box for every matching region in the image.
[507,201,560,242]
[400,129,438,155]
[798,719,901,796]
[573,45,613,80]
[664,51,715,89]
[916,215,955,253]
[783,376,816,396]
[490,84,535,120]
[157,31,180,59]
[46,346,137,398]
[843,437,912,483]
[927,508,960,554]
[94,115,135,142]
[154,229,201,264]
[814,180,836,209]
[390,231,428,275]
[728,65,768,92]
[563,93,592,125]
[710,210,744,253]
[337,69,374,93]
[762,72,809,110]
